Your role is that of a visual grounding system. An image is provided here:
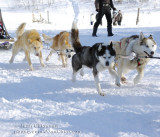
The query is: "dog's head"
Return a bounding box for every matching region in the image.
[29,38,43,56]
[138,32,157,57]
[97,42,116,67]
[64,49,75,58]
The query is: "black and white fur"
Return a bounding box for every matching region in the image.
[71,21,120,96]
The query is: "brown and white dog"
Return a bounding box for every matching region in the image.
[42,31,73,67]
[9,23,44,71]
[112,33,157,86]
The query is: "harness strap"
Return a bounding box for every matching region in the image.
[137,61,141,66]
[137,58,143,66]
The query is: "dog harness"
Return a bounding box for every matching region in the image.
[119,38,142,67]
[137,59,142,66]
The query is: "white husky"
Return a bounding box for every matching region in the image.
[112,32,157,86]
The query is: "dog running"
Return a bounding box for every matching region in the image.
[112,32,157,85]
[9,23,44,71]
[71,21,120,96]
[42,31,73,67]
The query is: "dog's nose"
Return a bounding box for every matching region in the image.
[68,55,71,58]
[151,51,154,55]
[106,61,109,66]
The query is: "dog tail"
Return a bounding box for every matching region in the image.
[42,34,53,43]
[71,21,82,53]
[16,23,26,39]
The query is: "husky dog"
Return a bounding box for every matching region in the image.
[71,22,120,96]
[112,32,157,85]
[42,32,73,67]
[9,23,44,71]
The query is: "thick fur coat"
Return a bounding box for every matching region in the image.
[9,23,44,71]
[71,21,119,96]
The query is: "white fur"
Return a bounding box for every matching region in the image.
[114,33,157,86]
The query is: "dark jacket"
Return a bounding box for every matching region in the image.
[95,0,116,11]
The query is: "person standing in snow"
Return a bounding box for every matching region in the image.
[92,0,116,37]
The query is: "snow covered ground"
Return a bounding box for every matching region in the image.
[0,0,160,137]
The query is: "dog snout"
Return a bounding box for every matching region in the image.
[68,55,71,58]
[106,61,109,66]
[151,51,154,55]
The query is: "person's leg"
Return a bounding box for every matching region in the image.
[92,10,104,37]
[105,9,114,36]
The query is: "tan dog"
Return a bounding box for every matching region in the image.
[42,31,73,67]
[9,23,45,71]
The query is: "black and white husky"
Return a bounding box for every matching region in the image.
[71,22,120,96]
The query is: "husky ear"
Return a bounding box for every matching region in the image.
[98,43,102,51]
[139,32,144,42]
[109,41,113,48]
[148,35,153,39]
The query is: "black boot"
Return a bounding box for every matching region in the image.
[107,26,114,36]
[92,26,98,37]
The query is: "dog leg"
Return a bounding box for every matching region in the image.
[93,69,105,96]
[80,68,84,76]
[46,50,54,61]
[23,55,27,62]
[60,53,66,67]
[108,66,120,87]
[134,67,144,84]
[25,51,33,71]
[94,74,106,96]
[9,45,19,64]
[72,70,78,82]
[117,66,123,86]
[39,51,45,67]
[64,55,68,67]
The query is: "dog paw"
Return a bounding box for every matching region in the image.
[46,58,49,61]
[41,63,45,67]
[121,77,127,84]
[80,70,84,76]
[29,66,34,71]
[134,78,139,85]
[72,79,76,82]
[9,59,13,64]
[30,68,34,71]
[62,64,67,67]
[115,79,121,87]
[99,92,106,96]
[72,76,76,82]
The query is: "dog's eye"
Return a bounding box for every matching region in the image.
[103,56,106,59]
[146,45,149,48]
[108,56,111,59]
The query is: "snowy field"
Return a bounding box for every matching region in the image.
[0,0,160,137]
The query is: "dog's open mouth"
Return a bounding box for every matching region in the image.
[144,51,153,57]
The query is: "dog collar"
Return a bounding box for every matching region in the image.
[137,60,141,66]
[137,58,143,66]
